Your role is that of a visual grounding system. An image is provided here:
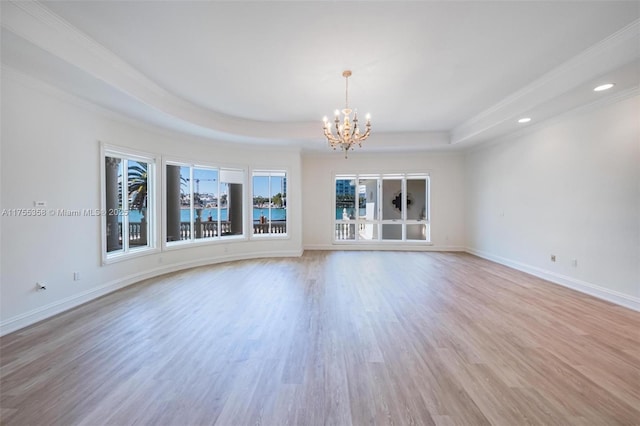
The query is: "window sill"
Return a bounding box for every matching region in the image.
[103,246,160,265]
[332,240,433,245]
[164,235,250,251]
[250,234,290,240]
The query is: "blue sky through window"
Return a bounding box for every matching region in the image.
[179,168,285,199]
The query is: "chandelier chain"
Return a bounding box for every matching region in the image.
[345,75,349,110]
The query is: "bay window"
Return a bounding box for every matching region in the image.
[165,162,245,245]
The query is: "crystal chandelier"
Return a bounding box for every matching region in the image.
[323,70,371,158]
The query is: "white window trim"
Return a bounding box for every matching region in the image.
[101,142,159,265]
[332,172,431,244]
[250,168,289,240]
[162,158,248,249]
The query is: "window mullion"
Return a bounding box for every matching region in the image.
[268,174,272,234]
[189,167,194,241]
[402,177,407,241]
[377,178,382,241]
[354,174,359,241]
[216,169,220,239]
[122,158,130,251]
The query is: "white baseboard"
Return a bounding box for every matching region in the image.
[304,244,466,251]
[0,249,303,336]
[466,247,639,312]
[7,246,633,336]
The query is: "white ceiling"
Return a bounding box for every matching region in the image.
[2,1,639,152]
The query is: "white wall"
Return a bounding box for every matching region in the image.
[0,71,303,334]
[301,151,466,250]
[2,67,637,335]
[465,94,640,308]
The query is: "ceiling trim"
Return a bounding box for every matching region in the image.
[1,0,453,150]
[2,1,637,151]
[2,1,161,94]
[1,0,320,140]
[451,19,640,146]
[465,85,640,154]
[1,64,309,156]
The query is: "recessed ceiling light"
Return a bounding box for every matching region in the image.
[518,117,531,124]
[594,83,615,92]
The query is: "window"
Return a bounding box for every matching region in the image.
[334,173,430,243]
[103,147,156,261]
[252,171,287,236]
[166,163,245,244]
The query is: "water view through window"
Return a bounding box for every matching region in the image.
[252,171,287,235]
[334,173,430,242]
[165,164,244,242]
[103,148,155,261]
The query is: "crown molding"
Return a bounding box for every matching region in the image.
[0,64,302,155]
[1,0,317,141]
[2,2,637,150]
[2,1,163,95]
[451,19,640,145]
[464,86,639,155]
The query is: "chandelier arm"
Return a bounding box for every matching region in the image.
[324,128,340,145]
[335,120,342,138]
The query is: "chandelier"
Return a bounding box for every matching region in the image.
[323,70,371,158]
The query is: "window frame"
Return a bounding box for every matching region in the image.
[333,172,430,244]
[250,169,289,239]
[101,143,158,264]
[162,158,247,249]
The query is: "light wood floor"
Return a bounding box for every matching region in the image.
[1,251,639,425]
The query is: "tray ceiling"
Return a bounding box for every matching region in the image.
[2,1,639,151]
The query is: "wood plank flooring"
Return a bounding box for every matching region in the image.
[1,251,639,425]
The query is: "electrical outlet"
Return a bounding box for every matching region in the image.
[550,254,556,262]
[572,259,578,267]
[73,272,80,281]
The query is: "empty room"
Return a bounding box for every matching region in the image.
[1,1,639,425]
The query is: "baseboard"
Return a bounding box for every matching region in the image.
[304,244,466,251]
[466,247,639,312]
[0,249,303,336]
[8,246,632,336]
